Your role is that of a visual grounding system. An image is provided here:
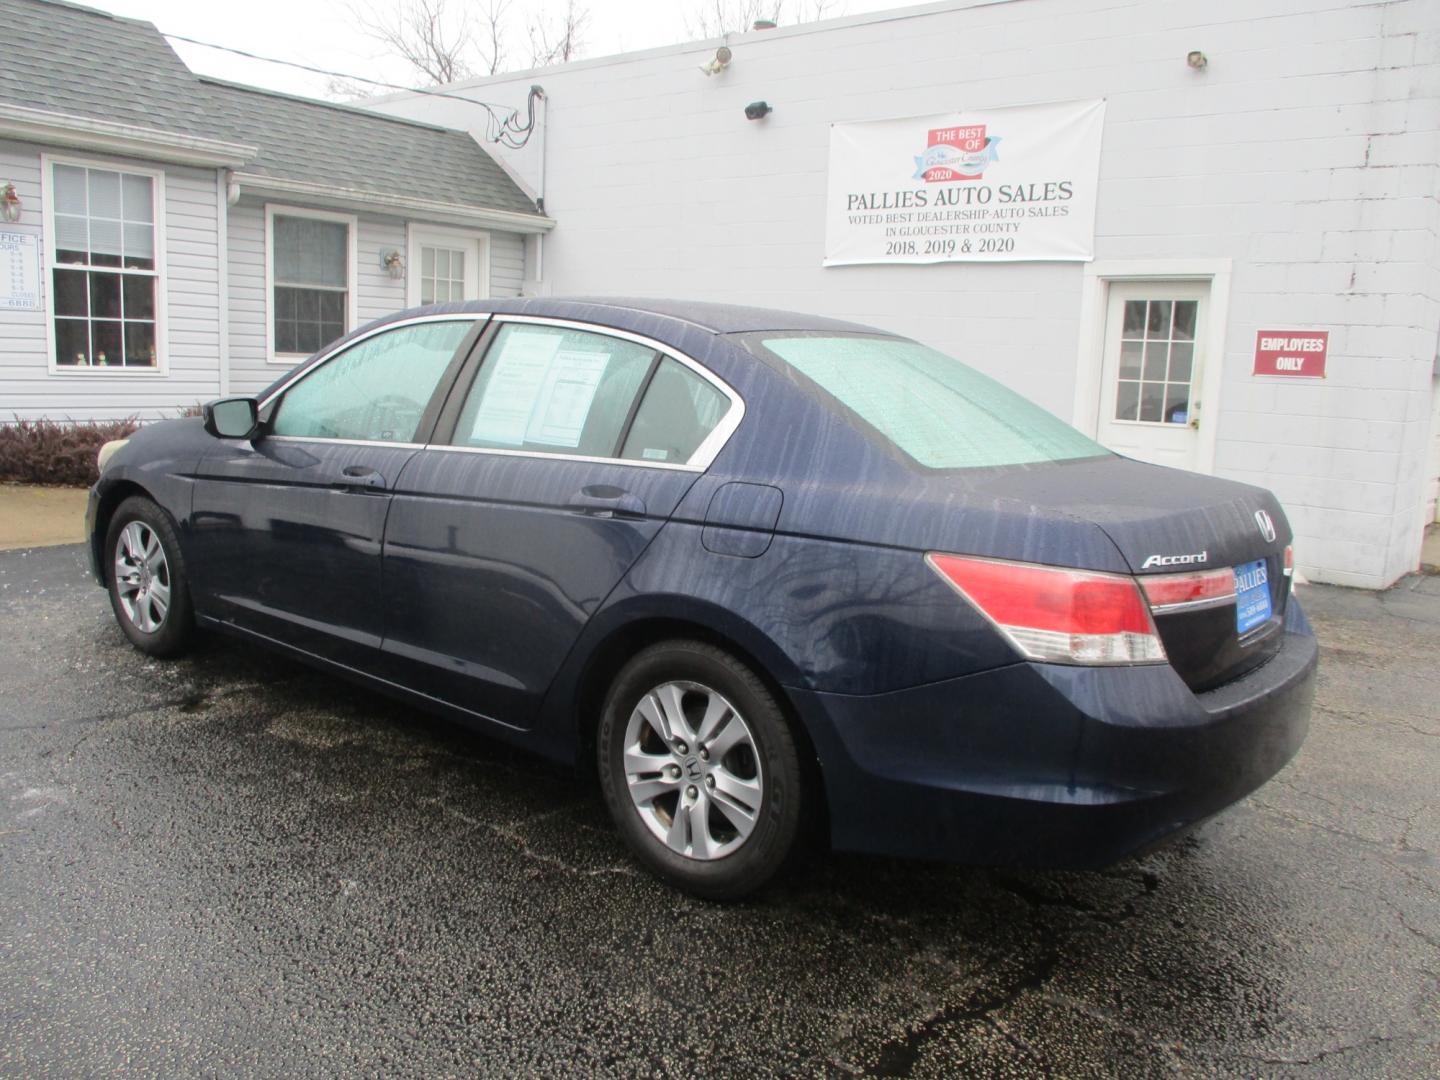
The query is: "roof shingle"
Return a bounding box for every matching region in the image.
[0,0,540,218]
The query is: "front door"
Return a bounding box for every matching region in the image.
[1097,281,1209,471]
[407,227,488,306]
[188,317,480,665]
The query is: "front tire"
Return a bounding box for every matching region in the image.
[105,495,194,657]
[598,640,807,900]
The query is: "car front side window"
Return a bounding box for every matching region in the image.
[271,320,474,443]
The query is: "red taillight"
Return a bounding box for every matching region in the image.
[927,553,1165,665]
[1283,545,1293,576]
[1139,567,1236,612]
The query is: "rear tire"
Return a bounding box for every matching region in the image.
[105,496,194,658]
[598,640,807,900]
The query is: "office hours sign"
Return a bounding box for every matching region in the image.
[823,99,1106,266]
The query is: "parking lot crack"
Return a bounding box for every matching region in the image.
[986,871,1145,926]
[1237,1032,1406,1067]
[865,946,1061,1076]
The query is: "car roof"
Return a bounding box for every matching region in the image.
[414,296,885,336]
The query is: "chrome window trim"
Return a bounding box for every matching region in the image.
[426,443,701,472]
[266,436,425,450]
[257,313,489,412]
[441,314,745,472]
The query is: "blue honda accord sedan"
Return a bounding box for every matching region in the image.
[87,298,1316,898]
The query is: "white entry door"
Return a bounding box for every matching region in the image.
[1097,281,1209,471]
[407,227,489,307]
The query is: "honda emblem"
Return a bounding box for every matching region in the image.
[1255,509,1277,544]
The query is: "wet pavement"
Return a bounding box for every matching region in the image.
[1,544,1436,1078]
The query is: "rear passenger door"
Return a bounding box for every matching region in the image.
[381,317,740,727]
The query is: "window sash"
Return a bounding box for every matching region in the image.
[270,211,352,357]
[273,215,348,288]
[48,159,162,371]
[52,163,156,264]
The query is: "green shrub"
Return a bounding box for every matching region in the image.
[0,417,141,487]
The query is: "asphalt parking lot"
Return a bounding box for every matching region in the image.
[1,544,1436,1078]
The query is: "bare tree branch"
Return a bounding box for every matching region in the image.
[348,0,474,84]
[528,0,590,67]
[685,0,783,39]
[684,0,844,38]
[478,0,511,77]
[323,75,375,101]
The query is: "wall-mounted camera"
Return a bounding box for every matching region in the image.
[744,101,773,121]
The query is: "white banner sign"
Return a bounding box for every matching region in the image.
[824,99,1106,266]
[0,230,42,310]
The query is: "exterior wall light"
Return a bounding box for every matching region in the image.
[1,182,21,223]
[744,101,773,121]
[1187,50,1208,70]
[701,45,732,76]
[381,249,405,278]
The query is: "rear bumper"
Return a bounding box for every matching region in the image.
[790,597,1316,867]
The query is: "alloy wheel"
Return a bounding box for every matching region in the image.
[114,520,171,633]
[622,680,764,860]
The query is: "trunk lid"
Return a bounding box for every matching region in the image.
[962,456,1292,691]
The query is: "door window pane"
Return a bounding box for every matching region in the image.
[1114,298,1198,426]
[1172,300,1198,341]
[454,324,656,456]
[48,162,158,368]
[419,244,467,306]
[272,320,473,442]
[272,215,349,356]
[620,359,729,464]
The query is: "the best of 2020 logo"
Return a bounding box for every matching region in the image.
[912,124,1002,183]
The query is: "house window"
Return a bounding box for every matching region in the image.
[50,162,159,368]
[270,211,352,358]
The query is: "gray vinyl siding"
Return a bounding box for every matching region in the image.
[0,138,222,422]
[225,201,268,396]
[226,211,528,396]
[490,231,524,297]
[0,141,46,416]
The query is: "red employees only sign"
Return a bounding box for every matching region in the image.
[1254,330,1328,378]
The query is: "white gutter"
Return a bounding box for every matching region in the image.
[228,173,556,234]
[0,104,256,168]
[215,168,230,398]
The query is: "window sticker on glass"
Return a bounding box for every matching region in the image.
[468,329,564,445]
[524,349,610,447]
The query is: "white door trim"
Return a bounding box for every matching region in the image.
[405,224,491,308]
[1073,258,1232,474]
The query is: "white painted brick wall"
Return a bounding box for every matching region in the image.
[369,0,1440,587]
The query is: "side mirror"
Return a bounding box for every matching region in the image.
[203,397,260,440]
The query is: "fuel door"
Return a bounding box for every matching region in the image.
[701,482,784,558]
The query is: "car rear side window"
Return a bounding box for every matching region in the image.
[619,358,728,465]
[454,324,656,457]
[271,319,473,443]
[757,334,1108,469]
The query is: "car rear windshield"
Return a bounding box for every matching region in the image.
[753,333,1108,470]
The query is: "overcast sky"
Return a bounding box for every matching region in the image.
[85,0,920,101]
